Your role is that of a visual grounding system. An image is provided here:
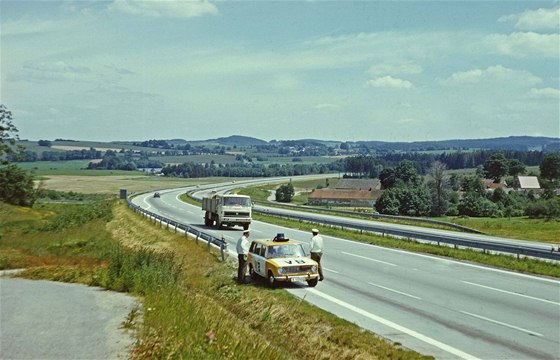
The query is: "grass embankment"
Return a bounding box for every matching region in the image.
[0,200,430,359]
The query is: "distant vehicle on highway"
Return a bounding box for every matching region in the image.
[153,192,160,198]
[248,234,319,288]
[202,194,251,230]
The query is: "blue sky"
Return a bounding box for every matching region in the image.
[1,1,559,142]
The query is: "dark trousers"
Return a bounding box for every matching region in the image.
[237,254,248,283]
[310,252,324,280]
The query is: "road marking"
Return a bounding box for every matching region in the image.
[142,196,151,210]
[306,288,481,360]
[462,281,560,306]
[341,251,397,266]
[460,311,543,337]
[324,268,339,274]
[368,282,421,299]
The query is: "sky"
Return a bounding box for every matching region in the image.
[1,0,559,143]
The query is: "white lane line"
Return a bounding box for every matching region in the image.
[460,311,543,337]
[368,282,421,300]
[462,281,560,306]
[341,251,397,266]
[142,196,152,210]
[306,288,481,360]
[324,268,339,274]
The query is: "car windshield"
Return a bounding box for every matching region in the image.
[223,197,251,207]
[267,244,306,259]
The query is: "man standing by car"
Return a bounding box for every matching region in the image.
[309,228,324,281]
[236,230,251,284]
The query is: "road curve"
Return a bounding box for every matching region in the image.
[132,178,560,360]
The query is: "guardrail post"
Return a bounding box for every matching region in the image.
[220,240,225,261]
[185,226,189,237]
[175,223,178,233]
[196,232,200,243]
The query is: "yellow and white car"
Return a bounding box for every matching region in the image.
[247,234,319,287]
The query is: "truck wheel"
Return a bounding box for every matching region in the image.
[243,224,249,230]
[307,278,318,287]
[204,212,213,226]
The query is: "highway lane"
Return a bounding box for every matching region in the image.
[132,183,560,360]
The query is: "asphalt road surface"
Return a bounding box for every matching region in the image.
[132,180,560,360]
[1,275,138,360]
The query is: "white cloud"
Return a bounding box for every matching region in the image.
[7,61,100,83]
[1,18,69,35]
[483,32,559,58]
[367,61,423,76]
[313,103,341,111]
[367,76,413,89]
[499,7,560,31]
[442,65,541,85]
[108,0,218,18]
[529,87,560,98]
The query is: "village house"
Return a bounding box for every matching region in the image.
[307,179,381,207]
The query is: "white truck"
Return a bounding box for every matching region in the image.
[202,194,252,230]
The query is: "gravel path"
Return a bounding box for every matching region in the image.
[0,275,138,360]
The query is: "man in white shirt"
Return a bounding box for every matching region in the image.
[309,228,324,281]
[236,230,251,284]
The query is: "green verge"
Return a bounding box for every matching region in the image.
[0,199,431,359]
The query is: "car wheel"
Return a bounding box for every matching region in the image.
[307,278,318,287]
[267,271,276,288]
[249,265,258,280]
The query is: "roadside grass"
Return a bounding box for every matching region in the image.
[441,216,559,243]
[252,213,560,278]
[1,198,430,359]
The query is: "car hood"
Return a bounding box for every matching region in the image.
[269,257,316,267]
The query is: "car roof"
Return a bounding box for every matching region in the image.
[251,238,303,246]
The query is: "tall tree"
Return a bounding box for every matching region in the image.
[0,165,36,206]
[483,152,509,183]
[427,161,450,216]
[540,153,560,181]
[0,104,23,164]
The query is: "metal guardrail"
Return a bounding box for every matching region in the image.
[254,205,560,261]
[126,198,228,261]
[253,200,483,234]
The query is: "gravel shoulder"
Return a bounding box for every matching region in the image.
[0,275,138,360]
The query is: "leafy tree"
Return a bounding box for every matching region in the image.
[375,185,430,216]
[427,161,450,216]
[540,153,560,181]
[458,192,500,217]
[507,159,526,177]
[275,183,295,203]
[379,160,421,189]
[38,139,52,147]
[0,164,36,206]
[483,152,509,183]
[460,175,485,196]
[0,104,23,164]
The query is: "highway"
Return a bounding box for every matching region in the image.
[131,178,560,360]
